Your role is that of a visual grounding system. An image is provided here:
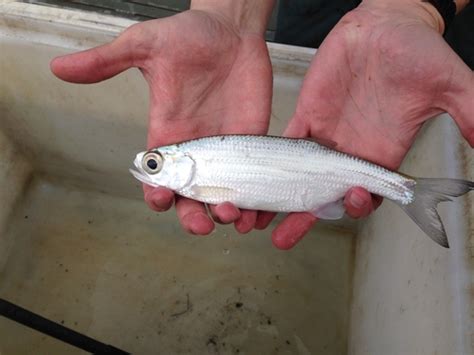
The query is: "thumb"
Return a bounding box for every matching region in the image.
[284,114,338,148]
[50,27,139,84]
[283,115,308,138]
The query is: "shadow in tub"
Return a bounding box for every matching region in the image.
[0,174,355,354]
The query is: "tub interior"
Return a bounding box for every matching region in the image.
[0,2,472,355]
[0,175,354,354]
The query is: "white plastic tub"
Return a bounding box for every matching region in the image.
[0,2,472,354]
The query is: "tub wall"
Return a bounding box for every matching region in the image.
[349,117,474,355]
[0,129,32,271]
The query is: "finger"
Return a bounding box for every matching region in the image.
[176,197,214,235]
[143,185,174,212]
[255,211,276,230]
[344,187,374,219]
[372,194,383,210]
[271,212,317,250]
[209,203,241,224]
[234,210,258,234]
[50,25,142,83]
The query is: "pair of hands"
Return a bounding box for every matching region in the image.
[51,0,473,249]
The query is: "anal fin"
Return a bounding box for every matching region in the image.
[311,199,345,220]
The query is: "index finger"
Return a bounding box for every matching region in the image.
[271,212,318,250]
[143,184,175,212]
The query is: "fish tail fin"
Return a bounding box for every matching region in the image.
[398,178,473,248]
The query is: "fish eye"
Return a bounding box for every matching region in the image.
[142,152,163,174]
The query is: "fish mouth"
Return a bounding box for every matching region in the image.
[129,167,159,188]
[129,152,156,187]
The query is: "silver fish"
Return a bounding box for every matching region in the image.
[130,135,473,248]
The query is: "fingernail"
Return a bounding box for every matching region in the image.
[350,191,367,209]
[272,235,295,250]
[187,213,214,235]
[215,203,240,223]
[152,204,167,212]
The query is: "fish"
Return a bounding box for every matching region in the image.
[130,135,473,248]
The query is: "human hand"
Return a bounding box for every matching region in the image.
[51,1,275,235]
[264,0,474,249]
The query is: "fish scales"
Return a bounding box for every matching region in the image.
[157,135,414,211]
[131,134,474,248]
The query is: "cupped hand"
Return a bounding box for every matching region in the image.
[51,9,273,235]
[264,0,474,249]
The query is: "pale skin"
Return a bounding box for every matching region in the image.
[267,0,474,249]
[51,0,473,249]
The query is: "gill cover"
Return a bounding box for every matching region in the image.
[131,148,196,191]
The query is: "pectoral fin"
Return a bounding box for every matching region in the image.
[311,199,345,220]
[191,185,237,199]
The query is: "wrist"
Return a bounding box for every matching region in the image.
[419,0,471,33]
[419,0,449,33]
[190,0,275,35]
[360,0,444,33]
[453,0,470,12]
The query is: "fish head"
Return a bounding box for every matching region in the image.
[130,145,195,191]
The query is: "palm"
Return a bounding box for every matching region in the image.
[288,6,473,169]
[138,11,272,147]
[271,2,473,249]
[51,10,273,235]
